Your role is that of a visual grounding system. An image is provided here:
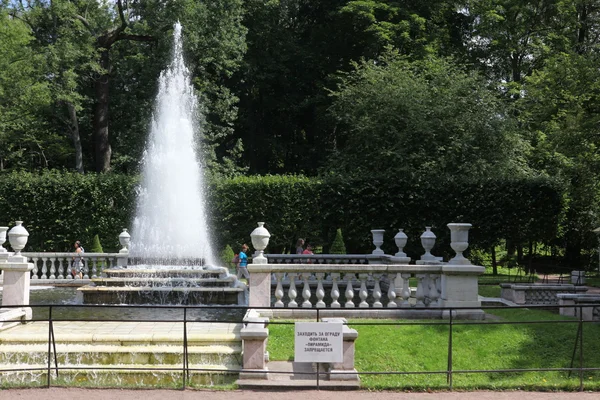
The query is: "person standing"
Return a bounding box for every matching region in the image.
[71,240,85,279]
[295,238,305,255]
[302,243,314,255]
[237,244,250,281]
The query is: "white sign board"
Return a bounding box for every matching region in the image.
[294,322,343,363]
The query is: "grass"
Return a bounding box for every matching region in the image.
[478,285,501,298]
[266,308,600,390]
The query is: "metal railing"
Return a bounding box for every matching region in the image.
[0,303,598,391]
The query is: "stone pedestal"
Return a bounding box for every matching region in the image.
[322,318,359,381]
[440,264,485,319]
[0,254,34,330]
[116,253,128,268]
[240,315,270,380]
[247,264,272,308]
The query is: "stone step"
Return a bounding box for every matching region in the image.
[90,277,237,287]
[0,364,239,386]
[103,268,228,279]
[78,286,246,305]
[0,343,242,366]
[236,361,360,390]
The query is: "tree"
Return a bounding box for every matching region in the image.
[0,8,53,171]
[327,52,530,180]
[519,51,600,267]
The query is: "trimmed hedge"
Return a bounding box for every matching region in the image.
[0,171,137,252]
[0,172,563,260]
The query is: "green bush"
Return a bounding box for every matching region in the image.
[90,234,104,253]
[219,244,235,270]
[329,228,347,254]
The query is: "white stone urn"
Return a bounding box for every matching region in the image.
[0,226,8,253]
[448,223,472,265]
[8,221,29,255]
[250,222,271,264]
[394,229,408,257]
[371,229,385,255]
[420,227,436,261]
[119,228,131,253]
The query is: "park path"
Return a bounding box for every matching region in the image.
[1,389,599,400]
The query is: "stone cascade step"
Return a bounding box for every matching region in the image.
[0,343,242,366]
[79,267,246,305]
[0,366,237,387]
[78,286,245,305]
[0,321,243,387]
[90,277,237,288]
[103,269,228,279]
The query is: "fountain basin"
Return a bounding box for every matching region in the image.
[79,268,247,305]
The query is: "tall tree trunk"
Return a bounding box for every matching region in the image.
[66,101,84,173]
[491,246,498,275]
[93,49,112,173]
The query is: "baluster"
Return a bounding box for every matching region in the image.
[428,274,440,307]
[109,257,114,269]
[57,257,65,280]
[401,273,411,307]
[41,257,48,279]
[422,275,432,306]
[387,273,398,308]
[82,256,89,279]
[358,273,369,308]
[415,274,426,307]
[91,257,98,278]
[302,273,312,308]
[31,257,39,280]
[315,273,325,308]
[330,273,341,308]
[274,273,284,307]
[48,257,56,279]
[344,273,355,308]
[288,274,298,307]
[101,257,108,275]
[373,273,383,308]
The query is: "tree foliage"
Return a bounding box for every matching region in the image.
[327,52,530,179]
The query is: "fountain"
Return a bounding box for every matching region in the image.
[79,23,245,305]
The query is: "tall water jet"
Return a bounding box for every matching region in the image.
[130,22,214,266]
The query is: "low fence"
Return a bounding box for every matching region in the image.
[0,303,598,391]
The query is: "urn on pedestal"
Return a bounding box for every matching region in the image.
[8,221,29,255]
[119,228,131,253]
[394,229,408,257]
[371,229,385,255]
[250,222,271,265]
[447,223,472,265]
[420,227,437,262]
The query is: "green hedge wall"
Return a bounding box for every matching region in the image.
[0,172,563,258]
[0,171,138,252]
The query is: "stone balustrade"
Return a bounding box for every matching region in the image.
[557,294,600,321]
[500,283,588,305]
[21,252,125,281]
[248,263,485,318]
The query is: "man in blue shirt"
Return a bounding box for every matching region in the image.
[237,244,250,281]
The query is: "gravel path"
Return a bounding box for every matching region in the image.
[1,389,599,400]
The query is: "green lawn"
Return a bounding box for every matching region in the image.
[478,285,501,298]
[267,308,600,390]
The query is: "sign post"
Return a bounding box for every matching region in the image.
[295,322,344,388]
[295,322,343,363]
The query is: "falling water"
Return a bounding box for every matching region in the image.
[130,22,214,266]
